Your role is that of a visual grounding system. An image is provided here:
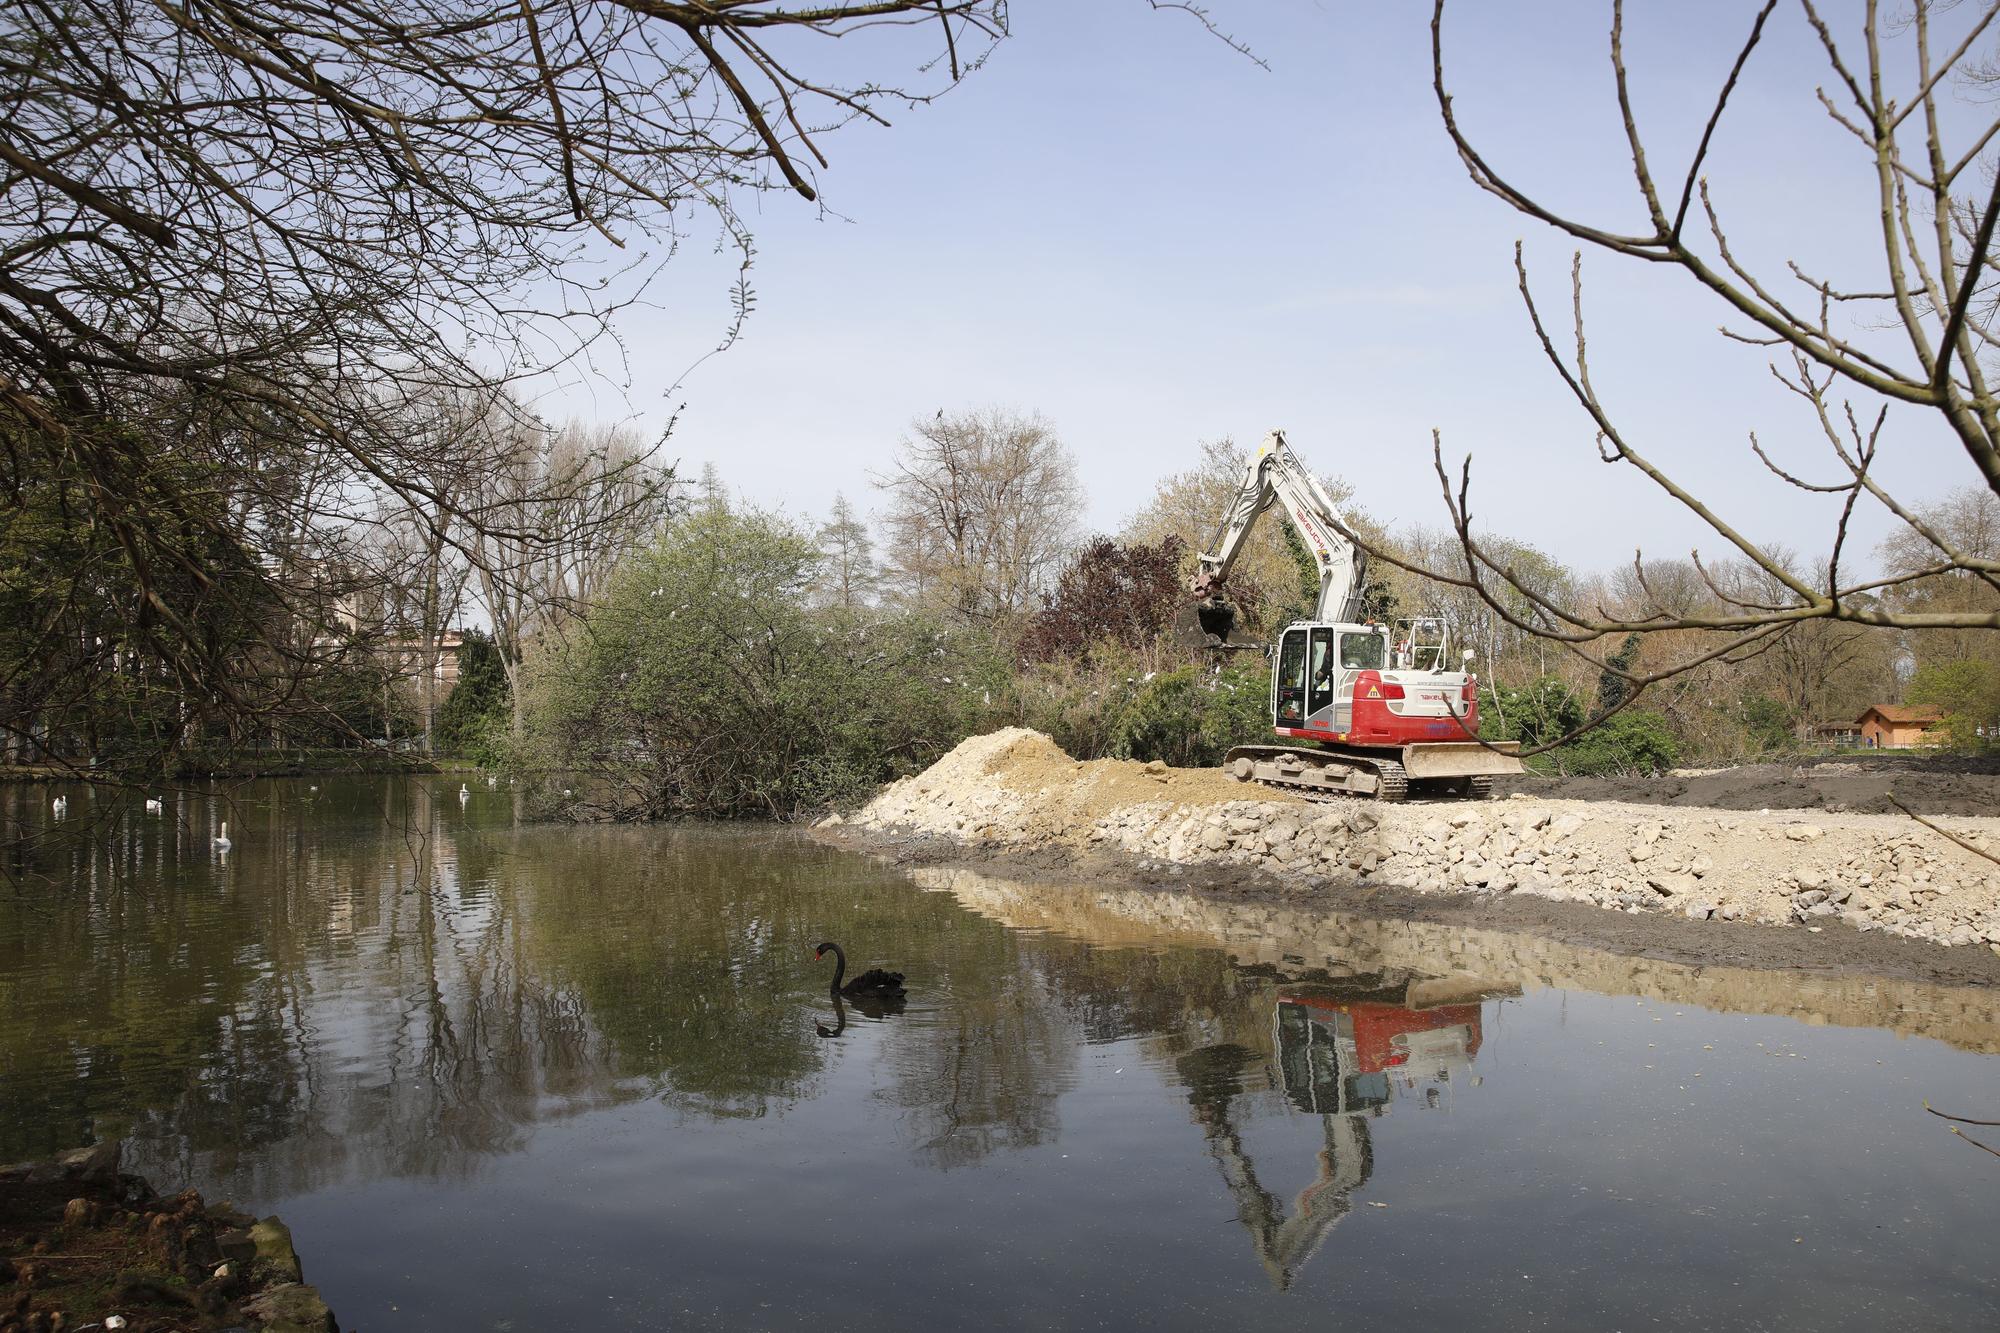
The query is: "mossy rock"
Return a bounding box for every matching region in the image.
[248,1217,303,1283]
[241,1281,337,1333]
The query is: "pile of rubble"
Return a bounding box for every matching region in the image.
[843,729,2000,951]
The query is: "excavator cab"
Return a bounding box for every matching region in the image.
[1275,623,1387,732]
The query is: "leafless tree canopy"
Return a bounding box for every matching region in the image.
[0,0,1011,768]
[1,1,1012,414]
[1371,0,2000,710]
[877,407,1084,625]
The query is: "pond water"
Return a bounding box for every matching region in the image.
[2,776,1997,1330]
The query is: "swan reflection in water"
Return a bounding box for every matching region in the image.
[815,989,908,1038]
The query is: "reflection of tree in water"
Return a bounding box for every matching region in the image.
[876,943,1073,1170]
[0,781,656,1191]
[875,932,1259,1171]
[0,792,313,1165]
[519,827,842,1119]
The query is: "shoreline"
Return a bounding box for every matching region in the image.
[885,854,2000,1053]
[825,728,2000,973]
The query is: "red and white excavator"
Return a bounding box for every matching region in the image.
[1191,429,1523,801]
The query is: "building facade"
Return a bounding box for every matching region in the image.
[1856,705,1945,749]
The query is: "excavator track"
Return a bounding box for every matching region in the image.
[1223,746,1408,803]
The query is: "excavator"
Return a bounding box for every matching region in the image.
[1191,430,1524,801]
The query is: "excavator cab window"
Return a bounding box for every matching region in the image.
[1340,633,1384,672]
[1308,628,1336,716]
[1275,629,1307,726]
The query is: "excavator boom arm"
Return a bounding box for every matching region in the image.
[1193,430,1366,624]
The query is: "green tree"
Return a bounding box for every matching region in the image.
[1907,659,2000,750]
[519,506,1007,818]
[1480,677,1584,748]
[1556,711,1679,776]
[1597,634,1643,714]
[1738,696,1796,753]
[436,632,512,763]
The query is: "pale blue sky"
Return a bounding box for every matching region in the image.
[537,1,1983,577]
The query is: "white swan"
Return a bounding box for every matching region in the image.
[458,783,471,803]
[51,795,67,818]
[214,822,232,851]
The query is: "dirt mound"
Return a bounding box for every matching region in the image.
[981,729,1278,824]
[1498,752,2000,817]
[859,727,1294,847]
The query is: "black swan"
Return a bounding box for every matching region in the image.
[815,942,905,998]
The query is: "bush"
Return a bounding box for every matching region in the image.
[1105,655,1272,767]
[1016,536,1195,663]
[1554,709,1679,776]
[1479,677,1584,747]
[1738,695,1795,753]
[518,506,1009,818]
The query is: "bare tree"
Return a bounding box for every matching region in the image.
[1729,556,1884,734]
[1878,483,2000,666]
[0,1,1014,772]
[815,494,881,611]
[466,411,677,737]
[876,408,1084,625]
[1353,1,2000,720]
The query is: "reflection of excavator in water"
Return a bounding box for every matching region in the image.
[1190,429,1525,801]
[1178,973,1496,1290]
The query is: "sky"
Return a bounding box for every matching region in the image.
[526,0,1987,579]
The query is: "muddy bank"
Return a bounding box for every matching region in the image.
[1497,750,2000,817]
[0,1143,336,1333]
[834,729,2000,954]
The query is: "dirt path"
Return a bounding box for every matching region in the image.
[1496,751,2000,816]
[833,729,2000,957]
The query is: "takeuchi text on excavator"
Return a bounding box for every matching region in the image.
[1191,429,1525,801]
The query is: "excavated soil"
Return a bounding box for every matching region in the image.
[1497,751,2000,816]
[834,729,2000,962]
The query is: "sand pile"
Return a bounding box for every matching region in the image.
[844,729,2000,952]
[856,726,1288,843]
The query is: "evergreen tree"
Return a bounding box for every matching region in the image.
[436,631,512,761]
[1597,634,1643,713]
[816,494,880,609]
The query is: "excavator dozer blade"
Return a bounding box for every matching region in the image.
[1398,740,1525,780]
